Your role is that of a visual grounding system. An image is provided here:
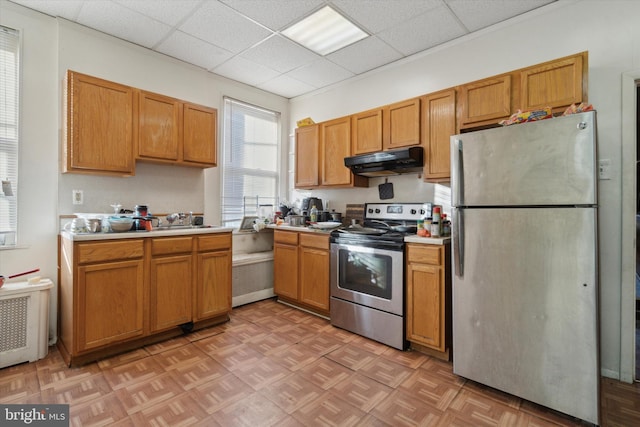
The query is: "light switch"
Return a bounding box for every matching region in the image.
[72,189,83,205]
[598,159,611,180]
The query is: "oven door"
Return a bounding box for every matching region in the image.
[330,242,403,316]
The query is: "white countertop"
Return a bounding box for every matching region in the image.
[60,226,233,241]
[269,224,451,244]
[267,224,334,234]
[404,235,451,245]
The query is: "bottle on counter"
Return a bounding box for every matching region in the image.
[310,204,318,223]
[442,214,451,236]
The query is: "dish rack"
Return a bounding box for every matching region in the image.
[0,279,53,368]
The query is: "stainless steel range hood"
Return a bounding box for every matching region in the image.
[344,146,424,177]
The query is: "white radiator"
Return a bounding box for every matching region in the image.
[0,279,53,368]
[232,252,274,307]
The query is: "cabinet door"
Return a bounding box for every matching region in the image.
[138,91,180,161]
[295,125,320,188]
[65,71,134,175]
[459,74,511,127]
[406,262,444,351]
[520,53,586,112]
[422,89,456,182]
[384,98,421,150]
[299,245,330,312]
[352,108,383,155]
[273,243,299,300]
[195,250,232,321]
[321,117,352,186]
[77,259,145,351]
[183,102,217,166]
[150,255,192,332]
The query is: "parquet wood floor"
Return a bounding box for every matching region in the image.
[1,298,638,426]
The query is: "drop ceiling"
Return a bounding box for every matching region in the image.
[8,0,556,98]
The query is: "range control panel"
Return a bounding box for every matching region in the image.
[364,203,432,222]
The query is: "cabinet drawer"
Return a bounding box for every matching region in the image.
[77,240,144,264]
[407,245,442,265]
[151,237,193,255]
[196,233,231,252]
[274,230,299,245]
[299,233,329,250]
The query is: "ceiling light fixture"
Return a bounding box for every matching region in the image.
[282,6,368,56]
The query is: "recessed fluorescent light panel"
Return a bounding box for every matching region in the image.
[282,6,368,56]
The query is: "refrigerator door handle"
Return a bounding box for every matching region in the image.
[451,139,464,206]
[453,208,464,277]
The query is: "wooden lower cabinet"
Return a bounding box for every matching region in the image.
[405,243,451,360]
[273,230,329,316]
[78,258,145,351]
[149,237,193,332]
[298,234,330,313]
[273,231,299,300]
[58,232,231,366]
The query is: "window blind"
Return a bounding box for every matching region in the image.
[0,25,19,246]
[221,97,280,228]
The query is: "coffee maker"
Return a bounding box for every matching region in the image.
[301,197,323,215]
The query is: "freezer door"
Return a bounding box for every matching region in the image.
[452,207,599,424]
[450,111,597,207]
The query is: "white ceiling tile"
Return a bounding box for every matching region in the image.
[8,0,559,98]
[113,0,202,26]
[8,0,84,20]
[240,35,320,73]
[156,31,234,70]
[332,0,442,33]
[257,74,317,99]
[220,0,323,31]
[446,0,556,32]
[77,1,172,48]
[286,58,354,88]
[179,1,273,53]
[378,5,466,56]
[213,56,280,86]
[327,36,403,75]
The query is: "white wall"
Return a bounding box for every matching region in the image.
[0,0,289,343]
[289,0,636,380]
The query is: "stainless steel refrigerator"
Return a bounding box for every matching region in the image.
[450,111,599,425]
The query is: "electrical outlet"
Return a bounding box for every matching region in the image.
[598,159,611,180]
[72,189,83,205]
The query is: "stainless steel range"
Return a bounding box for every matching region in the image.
[329,202,431,350]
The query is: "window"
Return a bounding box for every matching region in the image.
[0,25,19,247]
[221,97,280,228]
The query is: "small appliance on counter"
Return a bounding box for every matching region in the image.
[301,197,322,215]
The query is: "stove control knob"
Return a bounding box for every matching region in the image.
[410,209,417,215]
[368,208,373,213]
[375,208,380,213]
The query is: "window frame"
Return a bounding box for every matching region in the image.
[0,25,20,248]
[220,97,282,228]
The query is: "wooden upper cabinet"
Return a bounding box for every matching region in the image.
[138,95,217,167]
[459,74,512,128]
[295,124,320,188]
[351,108,383,155]
[520,52,587,112]
[421,89,456,182]
[183,102,218,166]
[321,116,352,186]
[65,70,135,176]
[384,98,421,150]
[138,90,180,161]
